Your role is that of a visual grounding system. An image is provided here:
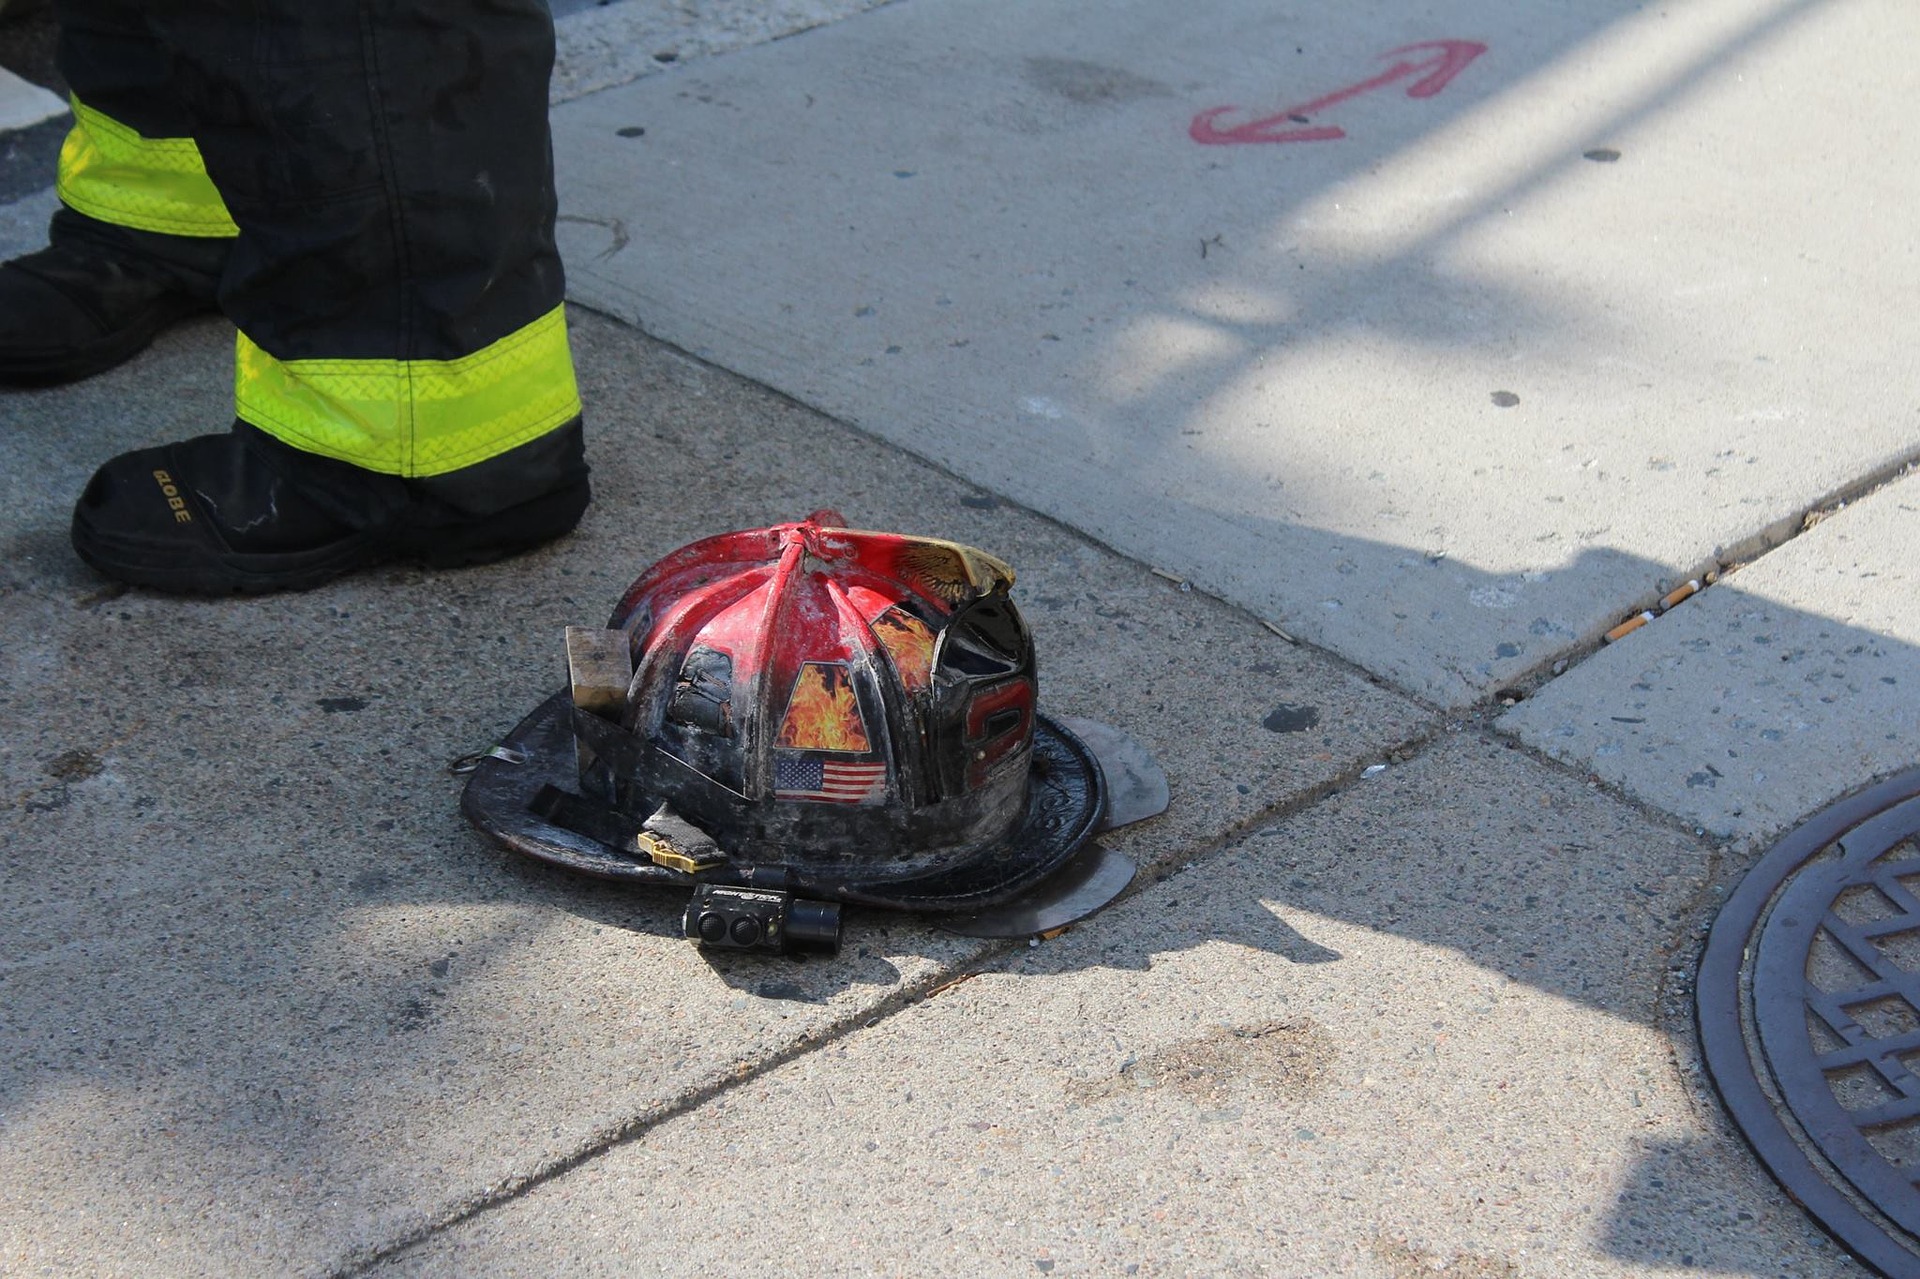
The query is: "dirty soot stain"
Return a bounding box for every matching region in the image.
[1490,390,1521,408]
[45,748,103,782]
[1076,1019,1334,1106]
[317,696,369,714]
[1262,703,1320,733]
[388,995,437,1033]
[1374,1235,1522,1279]
[1024,56,1171,105]
[351,868,396,896]
[1583,147,1621,163]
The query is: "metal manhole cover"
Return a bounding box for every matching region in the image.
[1700,767,1920,1277]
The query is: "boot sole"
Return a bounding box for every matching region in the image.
[72,479,591,596]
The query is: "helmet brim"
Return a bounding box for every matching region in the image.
[462,690,1146,919]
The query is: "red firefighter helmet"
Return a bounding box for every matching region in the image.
[463,513,1166,933]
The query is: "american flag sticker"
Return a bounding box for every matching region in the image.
[774,753,888,804]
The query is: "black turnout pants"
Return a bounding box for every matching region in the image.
[52,0,580,476]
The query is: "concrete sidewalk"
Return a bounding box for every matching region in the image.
[3,0,1918,1275]
[0,66,61,133]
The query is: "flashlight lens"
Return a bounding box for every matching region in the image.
[697,912,727,943]
[785,899,843,954]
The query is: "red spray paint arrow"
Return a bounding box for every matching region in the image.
[1191,40,1488,146]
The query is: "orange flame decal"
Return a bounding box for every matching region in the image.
[776,663,872,753]
[871,608,937,695]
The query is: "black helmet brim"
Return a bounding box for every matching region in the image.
[462,690,1144,918]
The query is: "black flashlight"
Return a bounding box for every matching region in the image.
[684,884,842,956]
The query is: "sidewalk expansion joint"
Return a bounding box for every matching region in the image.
[336,720,1455,1276]
[337,312,1908,1273]
[1489,453,1920,724]
[331,944,998,1277]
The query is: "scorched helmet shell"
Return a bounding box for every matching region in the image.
[461,512,1167,931]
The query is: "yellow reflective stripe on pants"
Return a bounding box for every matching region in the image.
[234,306,583,477]
[56,97,237,238]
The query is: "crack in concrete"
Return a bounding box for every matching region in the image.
[335,706,1460,1274]
[331,947,997,1275]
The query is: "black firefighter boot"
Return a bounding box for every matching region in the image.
[70,418,592,594]
[0,208,227,387]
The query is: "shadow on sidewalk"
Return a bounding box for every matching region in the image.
[1,0,1910,1271]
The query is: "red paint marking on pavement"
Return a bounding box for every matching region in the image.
[1191,40,1488,146]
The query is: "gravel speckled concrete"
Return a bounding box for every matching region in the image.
[376,735,1857,1278]
[0,308,1422,1276]
[1504,468,1920,844]
[7,0,1919,1267]
[548,0,1920,707]
[551,0,892,104]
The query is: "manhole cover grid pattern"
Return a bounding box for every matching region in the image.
[1755,798,1920,1254]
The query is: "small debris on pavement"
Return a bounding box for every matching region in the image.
[1605,574,1711,643]
[1659,579,1702,610]
[1606,611,1655,642]
[925,972,978,999]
